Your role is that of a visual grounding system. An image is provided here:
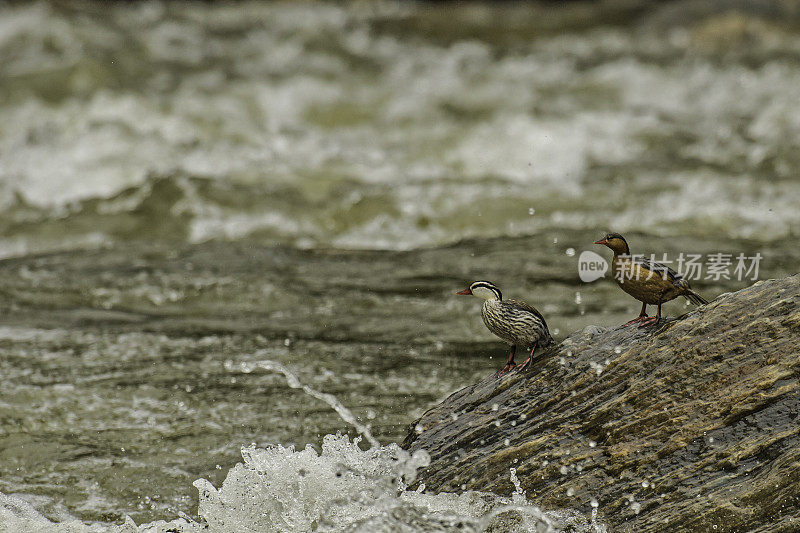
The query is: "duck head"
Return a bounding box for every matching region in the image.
[456,281,502,301]
[594,233,630,255]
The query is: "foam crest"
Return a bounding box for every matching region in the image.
[192,434,567,533]
[0,436,572,532]
[0,351,606,533]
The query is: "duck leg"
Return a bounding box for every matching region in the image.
[621,302,649,327]
[514,343,538,372]
[638,303,662,327]
[495,345,517,377]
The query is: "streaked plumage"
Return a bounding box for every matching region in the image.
[457,281,553,375]
[594,233,708,327]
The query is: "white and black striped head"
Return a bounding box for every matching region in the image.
[456,281,502,301]
[594,232,630,255]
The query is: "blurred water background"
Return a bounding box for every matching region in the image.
[0,0,798,530]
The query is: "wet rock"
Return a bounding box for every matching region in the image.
[402,275,800,532]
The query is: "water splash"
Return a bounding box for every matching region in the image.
[0,434,569,532]
[0,352,604,532]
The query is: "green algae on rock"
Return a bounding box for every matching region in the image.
[403,275,800,532]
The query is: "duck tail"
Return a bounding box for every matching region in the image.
[683,289,708,306]
[541,330,555,348]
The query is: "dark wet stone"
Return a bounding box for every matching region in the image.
[402,275,800,532]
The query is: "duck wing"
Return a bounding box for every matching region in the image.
[633,256,683,283]
[505,299,550,332]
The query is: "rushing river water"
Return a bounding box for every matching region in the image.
[0,1,798,531]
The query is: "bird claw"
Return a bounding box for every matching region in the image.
[621,316,649,327]
[638,317,660,328]
[514,358,532,372]
[494,363,516,377]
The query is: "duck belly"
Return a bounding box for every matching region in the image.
[613,261,681,304]
[481,302,543,348]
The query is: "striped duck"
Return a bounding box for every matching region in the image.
[457,281,553,376]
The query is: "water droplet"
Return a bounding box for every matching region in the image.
[411,449,431,467]
[708,437,714,443]
[553,238,559,244]
[528,207,536,215]
[642,480,650,489]
[492,403,499,411]
[632,502,642,514]
[504,438,510,446]
[542,460,549,467]
[415,424,424,434]
[614,346,622,354]
[450,413,458,421]
[520,414,527,420]
[559,357,567,365]
[575,292,582,305]
[567,487,575,496]
[553,328,560,335]
[560,465,569,475]
[566,248,576,257]
[590,498,599,508]
[494,420,501,427]
[589,440,597,448]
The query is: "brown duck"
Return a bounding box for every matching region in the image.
[594,233,708,326]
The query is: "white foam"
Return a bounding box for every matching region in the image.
[0,352,605,532]
[0,435,599,532]
[1,3,798,250]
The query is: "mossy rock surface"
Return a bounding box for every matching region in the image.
[402,275,800,532]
